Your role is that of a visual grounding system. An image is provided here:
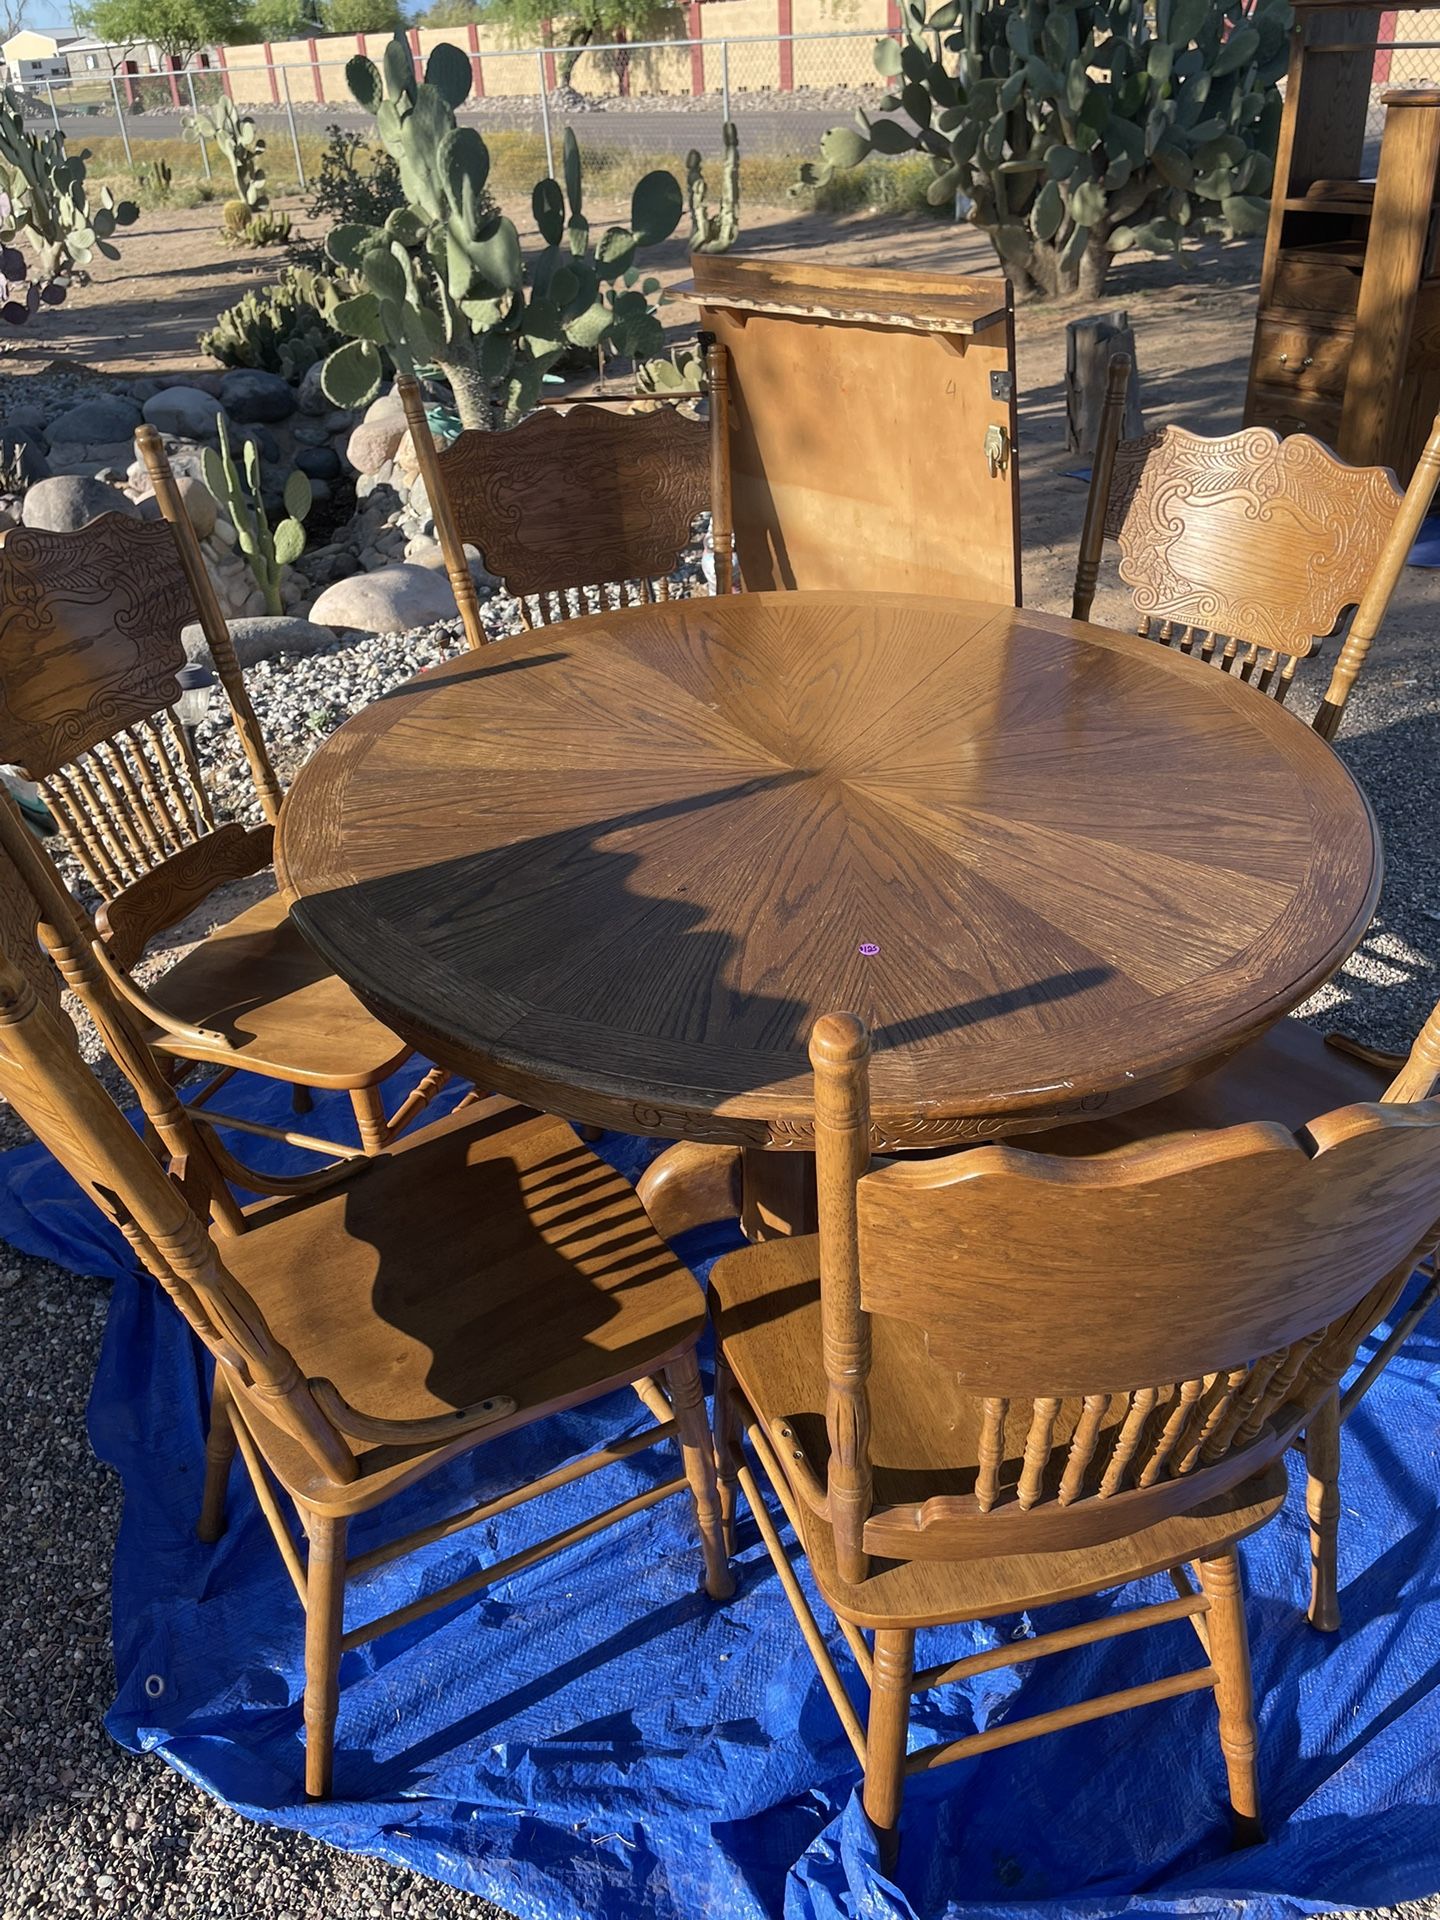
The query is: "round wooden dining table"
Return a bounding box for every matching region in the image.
[276,589,1381,1229]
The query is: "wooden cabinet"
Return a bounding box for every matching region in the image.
[1245,4,1440,482]
[693,254,1021,605]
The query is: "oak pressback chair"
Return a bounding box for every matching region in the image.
[1072,357,1440,740]
[396,344,734,650]
[0,429,444,1177]
[708,1011,1440,1864]
[0,900,731,1797]
[1033,987,1440,1634]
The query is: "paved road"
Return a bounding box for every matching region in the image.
[43,99,855,156]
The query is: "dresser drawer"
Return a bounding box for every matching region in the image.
[1252,322,1351,398]
[1271,253,1362,320]
[1245,385,1343,447]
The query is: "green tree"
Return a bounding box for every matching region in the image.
[416,0,481,22]
[322,0,405,29]
[243,0,324,36]
[484,0,682,89]
[72,0,246,69]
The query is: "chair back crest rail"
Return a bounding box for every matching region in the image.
[397,346,733,648]
[807,1012,1440,1579]
[1074,392,1440,738]
[0,936,358,1483]
[0,489,280,966]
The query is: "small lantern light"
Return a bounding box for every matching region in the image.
[174,663,218,754]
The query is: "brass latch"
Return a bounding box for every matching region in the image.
[984,423,1010,477]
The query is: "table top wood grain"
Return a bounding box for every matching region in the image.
[276,590,1382,1150]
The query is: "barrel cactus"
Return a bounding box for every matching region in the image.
[0,84,137,315]
[800,0,1290,300]
[318,31,683,430]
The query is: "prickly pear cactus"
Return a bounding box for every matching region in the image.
[200,267,343,379]
[201,414,310,618]
[800,0,1291,300]
[318,31,683,430]
[687,121,740,254]
[193,98,270,215]
[0,84,137,317]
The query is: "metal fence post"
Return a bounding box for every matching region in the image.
[280,65,306,190]
[185,71,211,179]
[42,79,60,131]
[536,48,556,180]
[721,39,731,123]
[109,76,132,166]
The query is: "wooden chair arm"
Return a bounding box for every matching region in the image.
[307,1377,517,1446]
[88,936,232,1053]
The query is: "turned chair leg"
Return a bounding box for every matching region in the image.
[197,1370,237,1543]
[711,1350,743,1558]
[290,1083,314,1116]
[350,1086,389,1155]
[666,1349,735,1600]
[863,1627,914,1874]
[1196,1549,1263,1846]
[302,1510,348,1799]
[1306,1388,1342,1633]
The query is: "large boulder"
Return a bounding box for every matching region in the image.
[220,368,296,424]
[308,564,459,634]
[142,386,225,440]
[0,427,49,486]
[346,416,407,474]
[136,473,218,539]
[21,475,141,532]
[47,393,143,445]
[181,613,336,670]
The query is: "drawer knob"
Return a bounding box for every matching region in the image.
[1279,351,1287,363]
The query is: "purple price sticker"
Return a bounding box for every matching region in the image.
[858,943,880,957]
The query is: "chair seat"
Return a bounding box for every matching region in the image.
[144,890,411,1087]
[228,1103,706,1509]
[710,1234,1287,1631]
[1032,1016,1388,1158]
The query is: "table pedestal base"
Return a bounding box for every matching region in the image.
[635,1142,818,1243]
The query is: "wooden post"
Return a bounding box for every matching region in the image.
[777,0,794,90]
[263,39,279,105]
[467,20,485,97]
[1065,312,1144,456]
[309,37,324,102]
[165,54,182,110]
[215,44,231,101]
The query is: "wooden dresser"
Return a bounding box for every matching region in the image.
[1245,3,1440,482]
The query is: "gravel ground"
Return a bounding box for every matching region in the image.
[1,523,1438,1916]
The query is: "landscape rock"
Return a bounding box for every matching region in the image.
[137,473,218,539]
[5,404,47,436]
[142,387,224,439]
[239,423,282,465]
[346,417,407,474]
[308,564,459,633]
[47,394,142,444]
[364,388,404,422]
[22,474,141,532]
[220,368,296,424]
[295,443,341,480]
[0,427,49,485]
[297,361,330,415]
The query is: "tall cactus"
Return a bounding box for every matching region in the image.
[687,120,740,253]
[0,84,136,316]
[318,31,683,430]
[201,415,310,618]
[799,0,1290,301]
[193,98,270,218]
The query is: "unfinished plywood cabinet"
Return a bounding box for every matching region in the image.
[1245,3,1440,481]
[693,254,1020,604]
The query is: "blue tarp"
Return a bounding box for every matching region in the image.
[6,1061,1440,1920]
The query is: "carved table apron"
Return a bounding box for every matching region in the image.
[276,590,1381,1235]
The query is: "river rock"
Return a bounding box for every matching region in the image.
[346,417,407,474]
[308,564,458,633]
[181,613,336,669]
[295,443,341,480]
[47,393,143,444]
[143,386,225,439]
[0,427,49,485]
[220,368,296,424]
[21,474,141,532]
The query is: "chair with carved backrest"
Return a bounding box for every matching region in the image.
[1030,985,1440,1635]
[707,1012,1440,1865]
[1071,356,1440,740]
[395,343,734,650]
[0,429,446,1183]
[0,861,732,1797]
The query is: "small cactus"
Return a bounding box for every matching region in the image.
[318,31,682,431]
[635,345,704,395]
[200,414,310,617]
[137,157,173,201]
[687,121,740,254]
[200,267,342,379]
